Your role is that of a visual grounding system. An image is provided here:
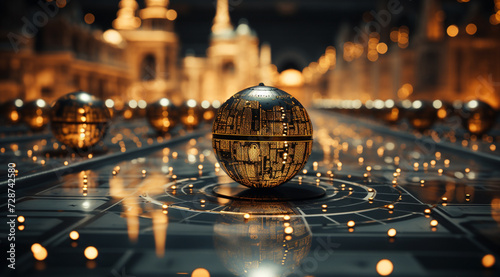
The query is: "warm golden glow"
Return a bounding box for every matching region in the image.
[17,216,25,223]
[465,23,477,35]
[33,246,48,261]
[192,268,210,277]
[103,29,124,45]
[482,254,496,268]
[84,13,95,24]
[376,43,388,54]
[279,69,304,87]
[166,9,177,20]
[69,231,79,240]
[387,228,397,238]
[446,25,459,37]
[376,259,394,276]
[84,246,98,260]
[347,220,355,228]
[152,210,168,257]
[430,219,438,227]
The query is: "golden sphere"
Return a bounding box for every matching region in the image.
[212,84,313,188]
[50,91,110,149]
[180,99,202,129]
[23,99,50,131]
[146,98,178,134]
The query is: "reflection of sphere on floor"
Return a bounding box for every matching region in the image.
[180,99,202,129]
[146,98,178,134]
[406,100,437,131]
[212,84,313,188]
[213,200,311,277]
[23,99,50,131]
[460,100,497,135]
[50,91,110,149]
[1,99,24,125]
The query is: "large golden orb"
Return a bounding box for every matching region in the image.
[50,91,110,149]
[212,84,313,189]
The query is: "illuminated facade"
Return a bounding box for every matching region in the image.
[181,0,274,103]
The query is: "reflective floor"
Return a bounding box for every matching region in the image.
[1,110,500,276]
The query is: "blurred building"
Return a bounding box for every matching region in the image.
[307,0,500,108]
[0,0,273,106]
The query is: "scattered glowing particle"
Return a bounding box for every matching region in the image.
[17,216,25,223]
[424,209,431,215]
[284,226,294,234]
[284,215,291,220]
[376,259,394,276]
[244,213,250,219]
[387,228,397,238]
[430,219,438,227]
[447,25,459,37]
[482,254,496,268]
[191,268,210,277]
[84,246,98,260]
[347,220,355,228]
[69,231,79,240]
[321,204,327,209]
[33,246,48,261]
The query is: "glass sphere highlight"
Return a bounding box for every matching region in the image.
[212,84,313,189]
[50,91,110,149]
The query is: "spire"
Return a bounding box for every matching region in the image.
[140,0,169,20]
[113,0,141,30]
[212,0,233,34]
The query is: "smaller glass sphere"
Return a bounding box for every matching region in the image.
[180,99,202,129]
[406,100,437,132]
[460,100,497,135]
[23,99,50,131]
[50,91,110,149]
[146,98,178,134]
[1,99,24,125]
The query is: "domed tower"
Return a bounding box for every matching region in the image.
[114,0,179,102]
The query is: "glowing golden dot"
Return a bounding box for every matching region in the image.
[438,169,443,174]
[191,268,210,277]
[188,184,194,188]
[84,13,95,24]
[321,204,328,209]
[424,209,431,215]
[387,228,397,238]
[64,161,69,166]
[465,168,470,173]
[200,199,205,204]
[302,169,308,174]
[387,204,394,210]
[171,185,177,190]
[442,197,448,202]
[284,226,294,234]
[69,231,79,240]
[347,220,355,228]
[285,235,292,240]
[316,172,321,177]
[376,259,394,276]
[447,25,459,37]
[17,216,25,223]
[142,169,147,174]
[366,166,372,171]
[162,204,168,209]
[84,246,98,260]
[430,219,438,227]
[284,215,291,221]
[198,165,203,170]
[243,213,251,219]
[166,9,177,21]
[465,23,477,35]
[112,170,117,175]
[482,254,496,268]
[18,225,25,231]
[33,246,48,261]
[376,42,388,54]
